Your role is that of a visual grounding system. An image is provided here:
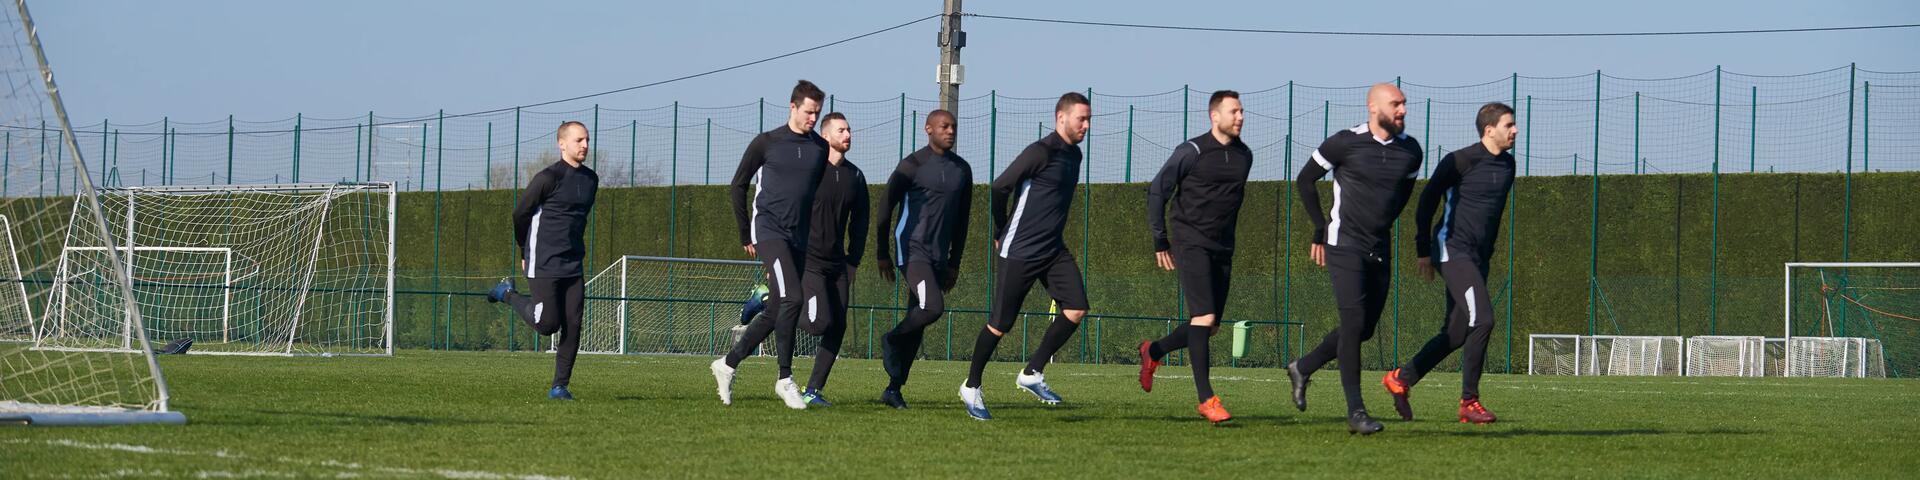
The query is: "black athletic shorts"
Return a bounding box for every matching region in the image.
[987,249,1089,332]
[1171,245,1232,318]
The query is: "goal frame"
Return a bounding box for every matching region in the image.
[1783,262,1918,377]
[50,182,397,356]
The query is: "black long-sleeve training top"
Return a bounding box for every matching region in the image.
[731,126,830,248]
[514,160,600,279]
[1413,142,1515,263]
[1146,132,1255,252]
[877,146,974,269]
[1296,123,1424,256]
[992,132,1081,260]
[806,158,872,269]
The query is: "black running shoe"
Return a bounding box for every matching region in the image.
[1348,409,1384,435]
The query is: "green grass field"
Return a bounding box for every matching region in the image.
[4,350,1917,478]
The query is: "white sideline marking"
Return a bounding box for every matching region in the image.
[9,439,570,480]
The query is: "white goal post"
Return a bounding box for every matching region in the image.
[1783,262,1912,378]
[43,182,396,356]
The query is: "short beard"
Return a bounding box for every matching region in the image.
[1374,112,1402,136]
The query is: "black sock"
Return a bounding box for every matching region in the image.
[965,329,1001,388]
[1149,324,1190,360]
[1189,325,1214,402]
[1024,316,1080,375]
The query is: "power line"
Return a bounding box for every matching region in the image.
[964,13,1920,38]
[9,14,939,135]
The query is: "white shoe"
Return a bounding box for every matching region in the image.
[710,358,735,405]
[775,377,808,410]
[1016,370,1063,405]
[959,382,991,420]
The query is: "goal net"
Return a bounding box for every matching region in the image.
[1785,263,1912,377]
[574,256,810,357]
[42,183,395,356]
[0,0,183,425]
[1685,335,1765,377]
[1528,334,1682,376]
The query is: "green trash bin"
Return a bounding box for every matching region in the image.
[1231,321,1252,359]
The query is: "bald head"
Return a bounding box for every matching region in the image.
[924,109,956,153]
[1367,83,1408,138]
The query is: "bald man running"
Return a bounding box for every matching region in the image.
[1287,83,1424,435]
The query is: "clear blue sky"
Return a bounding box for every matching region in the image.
[34,0,1920,123]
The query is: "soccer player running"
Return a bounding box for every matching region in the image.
[486,120,599,401]
[1136,90,1252,424]
[1286,83,1424,435]
[957,92,1093,421]
[1380,102,1516,424]
[710,80,830,410]
[874,109,973,409]
[788,112,871,407]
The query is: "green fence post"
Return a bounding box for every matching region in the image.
[671,101,679,258]
[99,119,108,186]
[1710,66,1722,333]
[1125,105,1133,182]
[1081,87,1093,362]
[367,111,376,182]
[418,122,427,191]
[630,120,638,186]
[1841,64,1856,333]
[1750,86,1758,173]
[1634,93,1641,175]
[157,117,164,185]
[1862,82,1870,172]
[293,113,304,183]
[1589,70,1600,334]
[988,91,997,318]
[484,123,492,188]
[1181,84,1190,140]
[1506,73,1517,372]
[1284,80,1295,338]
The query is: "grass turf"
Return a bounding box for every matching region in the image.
[4,350,1917,478]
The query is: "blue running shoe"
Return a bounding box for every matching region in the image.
[959,383,991,421]
[802,388,834,407]
[1015,371,1063,405]
[487,278,515,304]
[548,386,574,401]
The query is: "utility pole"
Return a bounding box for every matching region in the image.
[937,0,965,116]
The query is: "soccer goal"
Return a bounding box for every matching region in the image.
[42,182,395,356]
[575,255,780,356]
[1528,334,1683,376]
[1783,262,1912,378]
[1685,335,1766,377]
[0,0,184,425]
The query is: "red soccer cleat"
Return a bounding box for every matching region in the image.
[1459,396,1496,424]
[1137,340,1160,392]
[1197,396,1232,424]
[1381,368,1413,421]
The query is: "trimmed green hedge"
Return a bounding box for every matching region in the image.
[391,171,1918,373]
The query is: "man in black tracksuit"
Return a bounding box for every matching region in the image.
[1380,103,1517,425]
[1137,90,1252,424]
[728,112,869,408]
[489,120,599,401]
[1288,83,1423,435]
[957,93,1092,421]
[712,80,830,410]
[874,109,972,409]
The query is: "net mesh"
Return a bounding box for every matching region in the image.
[1787,264,1916,378]
[0,0,169,415]
[42,183,392,355]
[1685,335,1766,377]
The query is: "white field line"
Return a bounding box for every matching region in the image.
[7,439,571,480]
